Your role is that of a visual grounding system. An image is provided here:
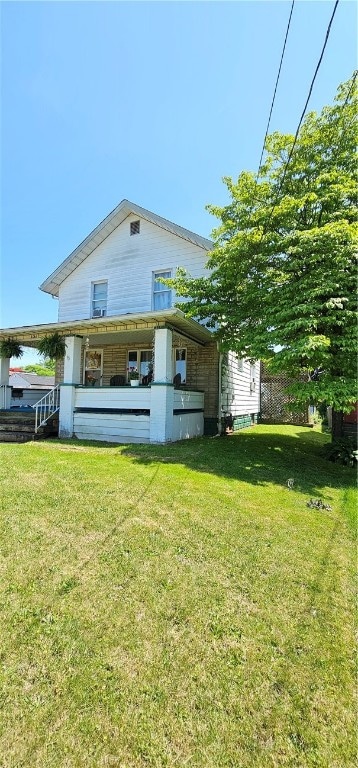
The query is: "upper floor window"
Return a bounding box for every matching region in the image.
[91,281,108,318]
[153,270,172,310]
[130,220,140,235]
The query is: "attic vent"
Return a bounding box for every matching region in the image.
[130,220,140,235]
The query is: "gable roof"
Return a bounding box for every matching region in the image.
[40,199,213,297]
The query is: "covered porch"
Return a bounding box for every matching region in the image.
[0,309,217,444]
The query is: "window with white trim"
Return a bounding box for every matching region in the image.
[174,348,186,383]
[84,349,103,386]
[127,350,152,383]
[153,271,172,310]
[91,281,108,318]
[250,362,256,394]
[237,357,244,373]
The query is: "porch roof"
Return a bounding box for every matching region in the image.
[0,309,213,348]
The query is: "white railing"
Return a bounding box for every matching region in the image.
[0,384,8,409]
[34,385,60,433]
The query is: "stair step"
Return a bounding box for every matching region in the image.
[0,422,35,432]
[0,432,34,443]
[0,412,36,421]
[0,410,59,443]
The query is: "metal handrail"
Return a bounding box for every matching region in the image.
[34,385,60,433]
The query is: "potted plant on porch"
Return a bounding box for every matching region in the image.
[0,338,23,359]
[128,367,140,387]
[37,332,66,361]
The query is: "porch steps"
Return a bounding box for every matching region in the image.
[0,411,58,443]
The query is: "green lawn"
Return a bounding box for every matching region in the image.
[0,425,356,768]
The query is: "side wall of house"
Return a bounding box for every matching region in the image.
[222,352,260,428]
[58,215,209,321]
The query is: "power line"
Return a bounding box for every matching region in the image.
[257,0,295,176]
[261,0,340,236]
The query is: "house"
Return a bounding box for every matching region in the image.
[0,200,260,443]
[9,371,55,409]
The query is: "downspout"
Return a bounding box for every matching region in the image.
[217,343,223,435]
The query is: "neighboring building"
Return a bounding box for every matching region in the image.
[9,372,55,409]
[0,200,260,443]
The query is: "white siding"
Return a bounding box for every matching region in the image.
[74,387,151,411]
[222,354,260,416]
[73,413,150,444]
[73,386,151,443]
[172,412,204,441]
[173,390,204,411]
[58,215,209,322]
[10,388,52,408]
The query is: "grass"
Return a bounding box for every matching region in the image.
[0,425,356,768]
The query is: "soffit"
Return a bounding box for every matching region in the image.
[0,309,213,348]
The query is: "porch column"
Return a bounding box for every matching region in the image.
[0,358,11,409]
[59,336,83,438]
[150,328,174,443]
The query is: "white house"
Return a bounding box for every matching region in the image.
[9,372,55,409]
[0,200,260,443]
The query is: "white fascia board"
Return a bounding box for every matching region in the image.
[0,308,213,345]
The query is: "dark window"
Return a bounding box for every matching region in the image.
[130,220,140,235]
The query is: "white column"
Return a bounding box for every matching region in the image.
[0,358,11,409]
[63,336,82,384]
[150,384,174,443]
[153,328,173,383]
[59,336,83,438]
[150,328,174,442]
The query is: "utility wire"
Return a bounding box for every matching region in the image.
[257,0,295,176]
[260,0,340,237]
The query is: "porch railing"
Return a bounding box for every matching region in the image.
[34,385,60,433]
[0,384,8,409]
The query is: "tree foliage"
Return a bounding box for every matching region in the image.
[169,75,357,412]
[23,364,55,377]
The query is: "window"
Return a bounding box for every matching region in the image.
[153,271,172,310]
[174,348,186,383]
[130,220,140,235]
[91,281,107,318]
[237,357,244,373]
[84,349,103,386]
[127,350,152,383]
[250,362,256,394]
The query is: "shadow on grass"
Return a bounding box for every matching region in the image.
[44,427,354,498]
[120,427,353,499]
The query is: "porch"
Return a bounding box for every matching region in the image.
[71,385,204,443]
[0,309,217,444]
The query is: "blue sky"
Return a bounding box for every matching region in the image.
[0,0,356,362]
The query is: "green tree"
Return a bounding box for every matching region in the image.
[170,75,357,438]
[23,363,55,377]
